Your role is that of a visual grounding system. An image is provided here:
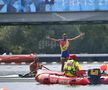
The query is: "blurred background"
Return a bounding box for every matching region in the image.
[0,24,108,54]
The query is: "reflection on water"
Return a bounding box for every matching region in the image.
[0,62,108,90]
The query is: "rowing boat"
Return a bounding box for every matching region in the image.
[0,54,35,63]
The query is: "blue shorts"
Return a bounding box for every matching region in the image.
[61,50,69,59]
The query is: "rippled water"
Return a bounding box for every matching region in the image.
[1,82,108,90]
[0,62,108,90]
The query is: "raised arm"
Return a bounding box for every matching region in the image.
[47,35,60,42]
[68,33,85,41]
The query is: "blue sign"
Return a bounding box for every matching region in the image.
[0,0,108,13]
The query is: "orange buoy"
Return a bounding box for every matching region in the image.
[100,64,107,71]
[0,87,8,90]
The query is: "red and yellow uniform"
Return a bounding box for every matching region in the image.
[30,62,42,72]
[60,40,69,59]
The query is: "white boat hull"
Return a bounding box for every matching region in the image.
[0,75,35,82]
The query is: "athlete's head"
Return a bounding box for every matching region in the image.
[62,33,67,40]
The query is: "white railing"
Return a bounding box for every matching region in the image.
[37,54,108,57]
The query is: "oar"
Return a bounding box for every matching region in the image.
[41,65,51,71]
[19,70,37,78]
[19,65,51,78]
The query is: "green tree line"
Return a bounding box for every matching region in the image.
[0,24,108,54]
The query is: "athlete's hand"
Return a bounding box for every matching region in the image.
[38,64,42,69]
[80,33,85,36]
[46,35,51,39]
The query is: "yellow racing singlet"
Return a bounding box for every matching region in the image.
[60,40,69,52]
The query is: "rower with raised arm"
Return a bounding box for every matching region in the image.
[47,33,85,71]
